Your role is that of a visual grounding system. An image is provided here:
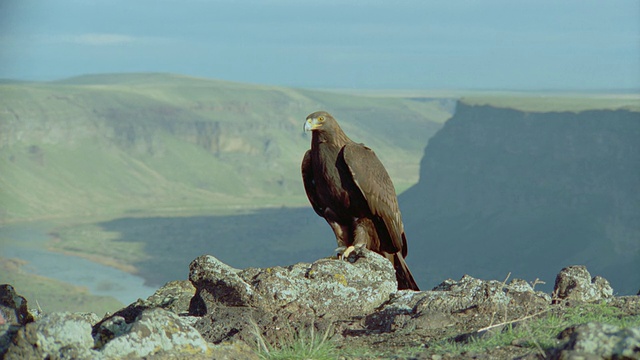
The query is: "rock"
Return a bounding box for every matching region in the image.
[189,248,395,345]
[0,284,34,326]
[207,341,262,360]
[192,304,327,347]
[608,296,640,315]
[553,266,614,303]
[0,325,18,358]
[3,312,99,360]
[92,302,150,342]
[144,279,196,315]
[189,255,262,314]
[189,247,396,319]
[3,257,633,359]
[92,279,197,344]
[2,289,212,359]
[3,307,213,359]
[138,341,261,360]
[551,322,640,359]
[0,285,42,359]
[98,307,212,359]
[251,246,397,318]
[345,275,550,338]
[427,275,551,314]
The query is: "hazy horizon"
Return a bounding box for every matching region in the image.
[1,0,639,91]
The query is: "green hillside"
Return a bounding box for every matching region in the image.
[0,73,448,222]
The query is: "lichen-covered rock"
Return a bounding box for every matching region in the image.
[4,307,212,360]
[99,307,212,359]
[192,304,324,346]
[249,246,397,318]
[608,296,640,317]
[0,260,633,359]
[554,266,614,303]
[350,275,550,337]
[552,322,640,359]
[144,280,196,315]
[190,248,396,319]
[189,255,263,314]
[427,275,551,313]
[189,248,395,346]
[0,285,38,358]
[207,341,262,360]
[0,284,34,326]
[92,279,197,348]
[3,312,99,360]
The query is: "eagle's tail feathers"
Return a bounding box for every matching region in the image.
[393,254,420,291]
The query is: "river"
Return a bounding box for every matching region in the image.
[0,221,157,305]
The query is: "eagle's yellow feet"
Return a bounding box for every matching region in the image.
[334,244,366,261]
[334,246,347,259]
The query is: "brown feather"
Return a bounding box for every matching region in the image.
[302,111,419,291]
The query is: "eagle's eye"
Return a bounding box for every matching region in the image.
[318,116,325,122]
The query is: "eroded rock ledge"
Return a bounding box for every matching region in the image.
[0,249,638,359]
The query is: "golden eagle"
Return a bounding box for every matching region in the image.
[302,111,419,291]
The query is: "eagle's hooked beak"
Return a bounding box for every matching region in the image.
[304,117,316,132]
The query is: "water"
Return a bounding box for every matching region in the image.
[0,222,157,305]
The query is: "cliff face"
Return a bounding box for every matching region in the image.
[400,103,640,295]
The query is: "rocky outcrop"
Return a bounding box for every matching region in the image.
[188,247,396,346]
[95,308,211,358]
[0,285,34,326]
[551,322,640,360]
[189,246,396,318]
[553,265,614,303]
[1,252,638,359]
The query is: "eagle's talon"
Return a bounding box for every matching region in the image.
[334,246,347,259]
[340,245,356,261]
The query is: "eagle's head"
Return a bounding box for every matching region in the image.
[304,111,337,133]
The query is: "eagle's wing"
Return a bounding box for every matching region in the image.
[341,142,404,254]
[301,149,324,217]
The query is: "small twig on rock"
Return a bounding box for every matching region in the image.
[501,272,511,323]
[502,272,512,286]
[477,308,551,334]
[530,278,545,291]
[488,272,512,328]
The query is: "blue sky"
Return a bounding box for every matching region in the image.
[1,0,638,90]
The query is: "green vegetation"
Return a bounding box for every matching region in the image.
[50,220,148,272]
[253,321,337,360]
[0,73,447,223]
[462,92,640,112]
[246,302,640,359]
[428,302,640,357]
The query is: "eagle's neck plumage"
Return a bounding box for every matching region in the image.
[311,125,351,151]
